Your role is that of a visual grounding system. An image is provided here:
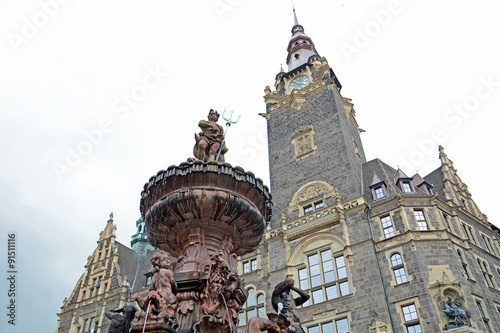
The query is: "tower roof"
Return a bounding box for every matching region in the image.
[285,7,321,72]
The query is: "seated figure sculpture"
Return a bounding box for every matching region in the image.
[105,305,137,333]
[131,251,177,326]
[191,109,228,162]
[249,277,310,333]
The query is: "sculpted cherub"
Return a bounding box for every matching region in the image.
[132,251,177,319]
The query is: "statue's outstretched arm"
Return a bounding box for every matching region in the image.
[291,286,310,306]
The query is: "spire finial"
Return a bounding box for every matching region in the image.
[293,3,299,26]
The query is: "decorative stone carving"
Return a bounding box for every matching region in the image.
[131,251,178,331]
[289,181,336,213]
[369,318,391,333]
[191,109,227,163]
[291,126,317,161]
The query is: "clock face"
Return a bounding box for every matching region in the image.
[288,75,309,91]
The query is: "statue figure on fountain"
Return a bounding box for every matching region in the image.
[190,109,228,163]
[105,305,137,333]
[249,277,310,333]
[131,251,178,329]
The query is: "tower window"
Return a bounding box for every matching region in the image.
[302,201,325,216]
[295,54,300,59]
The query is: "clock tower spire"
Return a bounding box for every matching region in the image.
[287,7,321,72]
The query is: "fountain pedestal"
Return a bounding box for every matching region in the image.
[137,161,271,333]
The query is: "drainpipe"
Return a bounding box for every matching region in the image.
[366,205,396,331]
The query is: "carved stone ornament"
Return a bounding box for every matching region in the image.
[288,181,336,213]
[291,126,317,161]
[369,318,391,333]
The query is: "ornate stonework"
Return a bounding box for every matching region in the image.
[288,180,336,213]
[369,318,392,333]
[291,126,317,161]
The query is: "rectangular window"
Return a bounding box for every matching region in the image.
[308,319,350,333]
[414,210,428,230]
[374,186,385,199]
[402,304,422,333]
[243,262,249,274]
[300,251,349,306]
[381,216,395,238]
[442,213,450,230]
[304,205,314,215]
[402,182,412,193]
[315,202,324,210]
[476,300,492,333]
[251,259,257,271]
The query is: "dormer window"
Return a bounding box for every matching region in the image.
[370,182,387,200]
[425,184,433,194]
[401,181,412,193]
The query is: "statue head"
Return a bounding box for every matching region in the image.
[151,251,171,270]
[208,109,220,122]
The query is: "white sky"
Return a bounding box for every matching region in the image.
[0,0,499,331]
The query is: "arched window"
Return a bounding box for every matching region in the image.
[391,253,407,285]
[238,287,265,326]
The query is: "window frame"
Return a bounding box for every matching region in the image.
[238,287,265,327]
[301,200,326,216]
[380,215,395,239]
[391,253,408,285]
[413,210,428,231]
[475,298,492,333]
[307,317,351,333]
[400,303,423,333]
[297,247,350,306]
[241,257,258,274]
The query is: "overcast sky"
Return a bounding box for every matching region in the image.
[0,0,499,331]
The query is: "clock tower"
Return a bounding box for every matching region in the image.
[263,9,367,229]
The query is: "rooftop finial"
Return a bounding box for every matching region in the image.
[293,3,299,26]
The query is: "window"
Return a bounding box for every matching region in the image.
[461,222,477,244]
[476,300,492,333]
[457,250,470,280]
[373,185,386,200]
[381,216,395,239]
[401,181,412,193]
[391,253,408,285]
[414,210,428,230]
[442,213,451,231]
[303,201,325,216]
[401,304,422,333]
[238,288,264,326]
[242,258,258,274]
[425,184,433,195]
[298,250,349,306]
[145,272,153,287]
[461,198,468,211]
[80,290,86,301]
[307,318,350,333]
[101,282,108,294]
[477,258,495,288]
[481,234,497,255]
[82,319,89,333]
[88,318,95,333]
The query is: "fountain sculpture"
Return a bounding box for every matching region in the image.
[132,110,272,333]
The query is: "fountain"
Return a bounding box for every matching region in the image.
[131,110,272,333]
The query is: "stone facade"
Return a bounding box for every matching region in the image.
[237,17,500,333]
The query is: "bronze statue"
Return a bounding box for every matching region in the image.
[105,305,136,333]
[271,277,310,333]
[131,251,177,322]
[440,296,471,329]
[248,277,309,333]
[192,109,228,162]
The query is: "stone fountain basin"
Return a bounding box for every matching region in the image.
[140,161,272,257]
